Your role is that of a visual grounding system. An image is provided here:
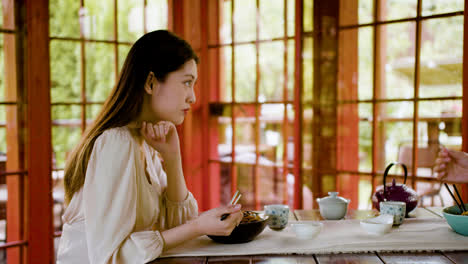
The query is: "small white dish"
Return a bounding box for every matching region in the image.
[291,221,323,239]
[360,214,394,235]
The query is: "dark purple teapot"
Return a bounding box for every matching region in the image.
[372,162,418,217]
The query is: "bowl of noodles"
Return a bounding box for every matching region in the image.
[442,204,468,236]
[207,211,268,244]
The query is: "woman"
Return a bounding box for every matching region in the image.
[57,30,243,263]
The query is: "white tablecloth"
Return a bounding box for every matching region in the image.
[161,218,468,257]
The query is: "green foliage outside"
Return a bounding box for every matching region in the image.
[49,0,167,168]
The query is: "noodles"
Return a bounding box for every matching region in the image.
[240,211,262,223]
[461,211,468,216]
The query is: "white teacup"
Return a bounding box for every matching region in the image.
[264,204,289,231]
[379,201,406,225]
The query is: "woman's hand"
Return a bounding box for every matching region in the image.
[192,205,243,236]
[140,121,180,161]
[434,148,468,183]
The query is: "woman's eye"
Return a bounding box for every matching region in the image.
[184,81,192,87]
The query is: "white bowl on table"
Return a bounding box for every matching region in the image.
[360,214,394,235]
[291,221,323,239]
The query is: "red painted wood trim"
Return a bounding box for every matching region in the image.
[254,0,260,210]
[462,0,468,199]
[411,0,422,190]
[26,0,54,262]
[230,0,237,196]
[282,0,289,205]
[4,0,26,262]
[293,0,303,209]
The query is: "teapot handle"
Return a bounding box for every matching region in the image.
[383,162,408,199]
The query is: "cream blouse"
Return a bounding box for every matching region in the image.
[57,127,198,264]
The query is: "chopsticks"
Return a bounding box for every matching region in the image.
[444,183,467,213]
[220,190,242,221]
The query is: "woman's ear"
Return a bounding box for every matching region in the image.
[144,71,155,95]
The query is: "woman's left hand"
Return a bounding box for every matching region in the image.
[140,121,180,160]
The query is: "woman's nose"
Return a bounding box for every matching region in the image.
[187,89,196,104]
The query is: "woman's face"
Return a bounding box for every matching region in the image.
[146,59,197,125]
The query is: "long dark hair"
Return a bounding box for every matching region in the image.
[64,30,199,203]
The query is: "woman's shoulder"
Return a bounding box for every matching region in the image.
[94,126,135,149]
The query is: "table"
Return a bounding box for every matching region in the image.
[150,208,468,263]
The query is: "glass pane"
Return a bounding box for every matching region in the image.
[337,104,359,172]
[146,0,168,31]
[86,104,103,124]
[417,180,443,207]
[422,0,464,16]
[338,28,358,101]
[52,105,82,168]
[359,103,372,172]
[287,0,295,37]
[235,45,256,102]
[218,162,232,205]
[339,0,374,26]
[258,164,284,206]
[0,1,2,29]
[304,0,313,32]
[0,35,4,102]
[377,122,414,173]
[287,39,295,101]
[86,43,115,102]
[237,164,254,209]
[359,27,373,100]
[302,168,313,209]
[118,44,131,75]
[0,106,5,153]
[303,37,313,103]
[261,104,286,166]
[380,22,416,99]
[53,177,65,231]
[420,16,463,98]
[359,0,374,25]
[50,40,81,103]
[52,126,82,169]
[84,0,115,40]
[50,0,80,38]
[234,0,256,42]
[220,0,232,44]
[302,104,313,168]
[380,0,417,21]
[217,104,232,161]
[376,102,414,173]
[259,41,284,101]
[220,46,232,102]
[234,105,256,153]
[358,176,372,209]
[259,0,284,40]
[419,100,462,148]
[118,0,144,42]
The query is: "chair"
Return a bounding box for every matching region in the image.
[397,144,444,207]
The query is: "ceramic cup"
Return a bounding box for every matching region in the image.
[379,201,406,225]
[264,204,289,231]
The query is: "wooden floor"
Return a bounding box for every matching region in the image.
[151,208,468,264]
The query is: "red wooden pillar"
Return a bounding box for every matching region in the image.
[336,0,359,209]
[170,0,220,211]
[26,0,54,262]
[461,0,468,200]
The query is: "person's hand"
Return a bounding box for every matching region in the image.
[434,148,468,183]
[140,121,180,160]
[191,205,243,236]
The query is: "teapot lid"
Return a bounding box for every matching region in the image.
[317,192,350,204]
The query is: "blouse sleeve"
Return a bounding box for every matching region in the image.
[83,129,163,264]
[152,151,199,230]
